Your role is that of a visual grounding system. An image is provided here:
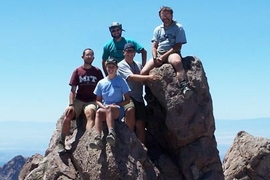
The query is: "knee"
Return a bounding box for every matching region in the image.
[85,109,95,118]
[63,116,72,124]
[125,107,135,116]
[96,109,103,117]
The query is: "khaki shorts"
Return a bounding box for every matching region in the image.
[123,99,134,111]
[72,99,97,119]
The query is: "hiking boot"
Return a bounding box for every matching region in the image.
[89,135,103,150]
[182,86,193,99]
[106,132,116,147]
[179,80,193,99]
[57,140,65,154]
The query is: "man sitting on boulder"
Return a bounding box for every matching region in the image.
[141,6,192,99]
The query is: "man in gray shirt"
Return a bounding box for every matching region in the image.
[141,6,192,99]
[118,43,159,144]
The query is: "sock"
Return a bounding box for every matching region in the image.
[60,133,66,141]
[109,128,115,135]
[178,80,187,90]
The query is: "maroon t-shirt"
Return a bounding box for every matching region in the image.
[69,66,104,102]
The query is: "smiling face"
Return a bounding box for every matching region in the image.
[123,48,136,61]
[110,27,122,39]
[159,10,173,27]
[82,49,94,65]
[106,63,118,76]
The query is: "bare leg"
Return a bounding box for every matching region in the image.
[168,53,186,82]
[105,105,120,129]
[135,120,146,144]
[90,108,106,150]
[105,105,120,147]
[58,108,75,153]
[61,109,75,138]
[140,58,156,75]
[168,53,192,99]
[94,108,106,135]
[124,107,135,131]
[84,108,95,130]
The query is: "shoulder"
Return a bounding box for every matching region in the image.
[98,78,107,84]
[91,66,102,71]
[104,40,114,47]
[154,24,163,31]
[116,75,125,81]
[134,60,142,66]
[74,66,83,72]
[126,38,143,50]
[125,38,135,43]
[118,60,127,66]
[174,21,184,29]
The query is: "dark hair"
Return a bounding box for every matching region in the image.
[82,48,94,57]
[159,6,173,15]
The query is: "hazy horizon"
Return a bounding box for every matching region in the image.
[1,118,269,166]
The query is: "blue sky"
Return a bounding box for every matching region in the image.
[1,1,269,122]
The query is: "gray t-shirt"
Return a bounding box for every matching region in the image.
[152,20,187,52]
[117,59,144,103]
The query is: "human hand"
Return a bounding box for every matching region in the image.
[65,106,74,115]
[153,57,162,67]
[148,74,160,82]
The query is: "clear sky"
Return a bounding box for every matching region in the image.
[1,0,269,122]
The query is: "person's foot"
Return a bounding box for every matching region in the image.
[106,132,116,147]
[182,86,193,99]
[179,80,193,99]
[57,140,66,154]
[89,135,103,150]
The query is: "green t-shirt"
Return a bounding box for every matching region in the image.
[102,37,144,63]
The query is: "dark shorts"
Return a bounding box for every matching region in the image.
[157,50,181,63]
[131,97,148,122]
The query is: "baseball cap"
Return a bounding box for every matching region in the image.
[124,43,135,50]
[105,58,118,66]
[109,22,125,31]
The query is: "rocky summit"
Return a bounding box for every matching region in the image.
[19,56,225,180]
[0,155,27,180]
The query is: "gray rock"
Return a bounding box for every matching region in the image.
[223,131,270,180]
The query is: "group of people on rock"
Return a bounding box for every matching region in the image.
[57,6,193,154]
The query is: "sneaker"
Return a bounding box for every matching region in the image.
[106,132,116,147]
[57,140,66,154]
[179,80,193,99]
[89,135,103,150]
[183,86,193,99]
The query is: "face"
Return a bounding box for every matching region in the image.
[123,48,136,60]
[110,27,122,39]
[159,10,173,26]
[82,49,94,65]
[106,64,117,75]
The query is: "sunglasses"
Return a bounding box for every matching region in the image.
[111,28,121,33]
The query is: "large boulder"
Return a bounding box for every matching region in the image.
[145,56,224,179]
[20,56,224,180]
[223,131,270,180]
[19,115,158,180]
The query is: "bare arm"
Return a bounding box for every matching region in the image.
[117,93,130,106]
[102,60,108,76]
[152,41,158,59]
[96,96,106,109]
[65,86,76,115]
[69,86,77,105]
[140,48,147,67]
[127,74,159,83]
